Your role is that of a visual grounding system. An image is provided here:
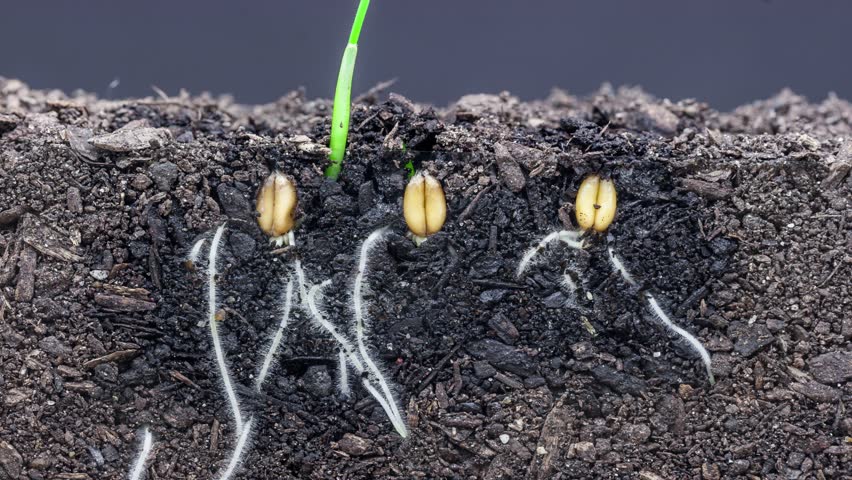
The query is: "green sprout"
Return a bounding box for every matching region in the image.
[325,0,371,180]
[401,142,416,179]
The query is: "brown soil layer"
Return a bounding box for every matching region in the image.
[0,78,850,479]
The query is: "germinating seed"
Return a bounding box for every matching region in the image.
[403,172,447,242]
[575,174,617,232]
[256,171,297,243]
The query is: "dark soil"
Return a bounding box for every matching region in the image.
[0,79,850,479]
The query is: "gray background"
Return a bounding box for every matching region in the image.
[1,0,849,110]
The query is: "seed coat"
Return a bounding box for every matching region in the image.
[256,172,297,238]
[403,172,446,239]
[575,174,617,232]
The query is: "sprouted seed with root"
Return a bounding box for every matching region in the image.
[516,175,715,385]
[403,172,447,245]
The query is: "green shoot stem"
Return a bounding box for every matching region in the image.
[349,0,370,44]
[326,0,371,180]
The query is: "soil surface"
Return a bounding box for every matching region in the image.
[0,78,850,479]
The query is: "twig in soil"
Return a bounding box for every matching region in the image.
[516,230,585,278]
[816,260,843,288]
[414,345,461,395]
[255,277,295,391]
[127,427,154,480]
[457,184,494,224]
[353,77,398,104]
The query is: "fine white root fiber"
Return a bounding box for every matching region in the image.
[207,224,245,434]
[305,278,408,437]
[187,238,207,267]
[214,417,255,480]
[337,349,351,398]
[351,229,407,437]
[127,427,154,480]
[646,292,715,385]
[607,247,638,288]
[517,230,585,278]
[255,277,295,391]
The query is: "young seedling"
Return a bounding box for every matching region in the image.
[127,428,153,480]
[256,171,298,246]
[403,172,447,245]
[575,174,617,232]
[325,0,371,180]
[518,175,715,385]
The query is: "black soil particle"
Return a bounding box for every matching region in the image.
[0,80,850,479]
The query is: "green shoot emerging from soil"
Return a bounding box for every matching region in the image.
[325,0,371,180]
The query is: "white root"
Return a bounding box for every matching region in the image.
[606,246,714,385]
[305,280,408,437]
[187,238,207,266]
[607,247,637,287]
[561,272,578,293]
[337,349,351,398]
[305,281,363,370]
[205,224,256,479]
[207,224,244,434]
[127,427,154,480]
[255,277,295,391]
[645,293,715,385]
[351,229,407,437]
[517,230,585,278]
[215,417,255,480]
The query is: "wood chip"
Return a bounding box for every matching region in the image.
[678,178,732,200]
[89,120,171,153]
[97,283,151,297]
[494,371,523,389]
[94,293,156,312]
[65,381,97,394]
[82,349,140,369]
[14,245,36,302]
[0,239,21,286]
[20,214,83,263]
[822,142,851,189]
[527,394,572,480]
[170,370,200,390]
